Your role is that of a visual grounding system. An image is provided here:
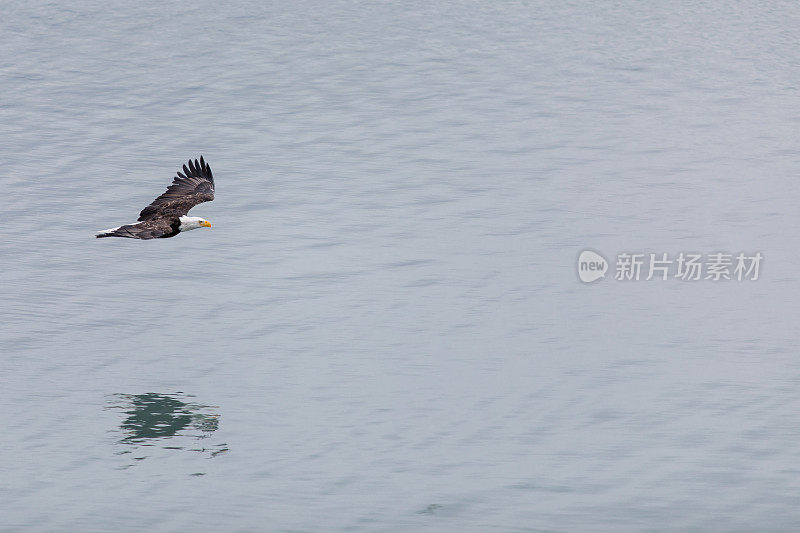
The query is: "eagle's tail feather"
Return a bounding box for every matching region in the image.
[96,225,138,238]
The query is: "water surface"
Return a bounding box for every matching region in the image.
[3,1,800,531]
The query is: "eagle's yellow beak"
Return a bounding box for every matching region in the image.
[201,220,212,228]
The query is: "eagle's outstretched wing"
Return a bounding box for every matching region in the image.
[138,156,215,221]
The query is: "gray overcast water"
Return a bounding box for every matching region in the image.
[3,1,800,531]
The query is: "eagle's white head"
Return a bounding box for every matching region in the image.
[179,215,212,232]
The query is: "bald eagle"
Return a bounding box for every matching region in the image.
[97,157,214,239]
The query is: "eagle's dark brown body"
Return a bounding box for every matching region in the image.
[96,218,183,239]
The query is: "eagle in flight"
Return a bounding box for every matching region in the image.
[97,157,214,239]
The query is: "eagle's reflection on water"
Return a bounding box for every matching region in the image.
[108,392,228,466]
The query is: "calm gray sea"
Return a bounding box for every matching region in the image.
[3,1,800,531]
